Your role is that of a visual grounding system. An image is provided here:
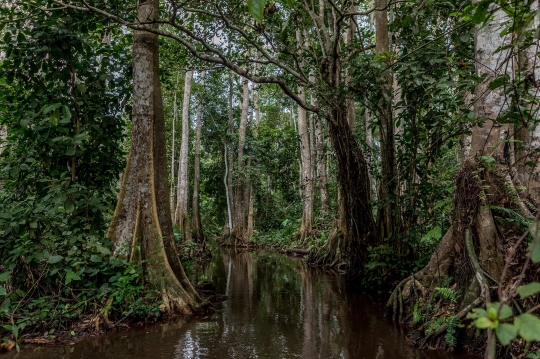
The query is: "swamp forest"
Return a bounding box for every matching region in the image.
[1,0,540,358]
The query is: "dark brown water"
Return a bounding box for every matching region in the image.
[5,248,477,359]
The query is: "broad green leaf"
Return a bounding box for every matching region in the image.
[472,1,490,24]
[65,270,80,285]
[43,103,62,115]
[515,314,540,341]
[0,286,6,296]
[517,282,540,299]
[467,308,488,319]
[66,147,76,156]
[487,302,513,320]
[488,74,510,90]
[47,255,64,264]
[496,323,517,345]
[96,246,111,255]
[475,317,493,329]
[528,241,540,263]
[90,254,102,263]
[248,0,266,23]
[62,105,72,121]
[64,199,75,213]
[0,271,11,282]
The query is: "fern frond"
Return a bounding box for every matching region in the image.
[435,287,458,303]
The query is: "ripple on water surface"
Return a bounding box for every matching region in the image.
[5,248,478,359]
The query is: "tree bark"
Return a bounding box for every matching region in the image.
[308,103,380,275]
[223,72,235,237]
[297,82,314,242]
[175,70,193,241]
[246,81,260,241]
[192,71,205,243]
[107,0,201,314]
[230,77,249,244]
[344,4,357,132]
[314,104,329,213]
[375,0,398,249]
[515,0,540,205]
[364,107,378,201]
[170,72,180,216]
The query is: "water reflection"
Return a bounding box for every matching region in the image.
[5,248,475,359]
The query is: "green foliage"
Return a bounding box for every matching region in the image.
[445,316,459,347]
[517,282,540,299]
[248,0,266,23]
[468,301,540,346]
[435,287,459,303]
[0,2,167,342]
[413,302,424,324]
[425,316,446,336]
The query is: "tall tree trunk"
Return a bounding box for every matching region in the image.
[308,102,380,275]
[223,72,235,238]
[315,119,329,213]
[375,0,398,249]
[175,70,193,241]
[297,83,314,242]
[192,71,205,243]
[107,0,200,313]
[344,5,357,131]
[515,0,540,204]
[246,81,259,241]
[170,72,180,216]
[364,107,378,201]
[0,126,6,154]
[230,77,249,244]
[224,144,233,233]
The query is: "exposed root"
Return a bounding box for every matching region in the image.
[306,221,347,271]
[88,297,114,332]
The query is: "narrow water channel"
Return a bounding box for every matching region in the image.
[6,248,477,359]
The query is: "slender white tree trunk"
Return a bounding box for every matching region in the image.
[364,108,378,201]
[192,71,205,242]
[170,72,180,215]
[298,83,314,240]
[175,70,193,241]
[224,144,233,232]
[224,72,235,237]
